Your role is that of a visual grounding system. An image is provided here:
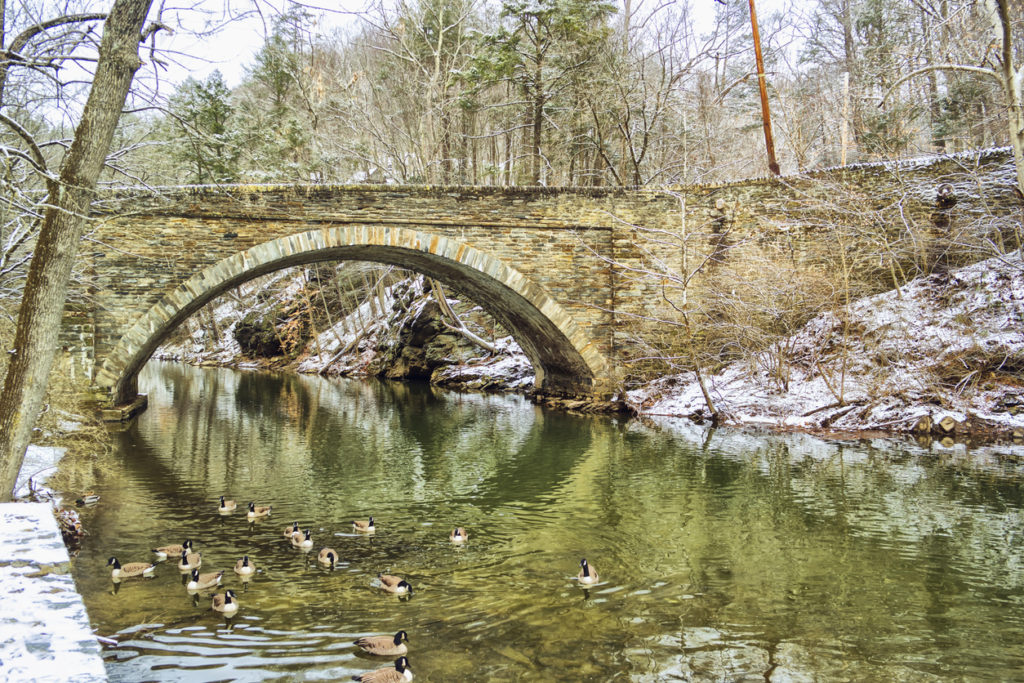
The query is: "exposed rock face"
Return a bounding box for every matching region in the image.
[375,301,508,382]
[233,310,283,357]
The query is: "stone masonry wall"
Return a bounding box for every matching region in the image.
[69,148,1022,393]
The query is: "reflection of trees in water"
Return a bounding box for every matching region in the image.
[117,362,1024,680]
[595,429,1024,679]
[140,362,1024,589]
[136,362,599,506]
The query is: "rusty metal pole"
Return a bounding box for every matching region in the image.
[748,0,780,175]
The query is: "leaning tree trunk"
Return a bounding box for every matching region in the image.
[0,0,154,501]
[988,0,1024,197]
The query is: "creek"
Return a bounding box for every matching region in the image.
[71,361,1024,681]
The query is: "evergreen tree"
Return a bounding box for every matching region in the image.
[473,0,616,184]
[169,70,238,184]
[234,7,323,182]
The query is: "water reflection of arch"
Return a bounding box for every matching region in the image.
[94,226,617,405]
[130,363,601,510]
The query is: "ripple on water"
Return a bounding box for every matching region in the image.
[108,624,366,682]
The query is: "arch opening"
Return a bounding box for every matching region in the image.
[94,226,617,404]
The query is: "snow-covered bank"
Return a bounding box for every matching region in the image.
[628,252,1024,439]
[0,503,107,683]
[155,268,537,393]
[0,449,106,682]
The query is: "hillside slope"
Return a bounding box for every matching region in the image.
[629,252,1024,438]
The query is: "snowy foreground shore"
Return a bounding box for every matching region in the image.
[160,253,1024,444]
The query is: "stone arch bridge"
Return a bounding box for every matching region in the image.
[65,149,1019,410]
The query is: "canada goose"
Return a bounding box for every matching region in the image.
[291,528,313,549]
[152,539,193,560]
[218,496,237,513]
[577,558,598,585]
[377,573,413,595]
[352,517,375,533]
[351,656,412,682]
[177,549,202,572]
[107,556,155,579]
[247,502,272,519]
[187,568,224,591]
[449,527,467,544]
[354,631,409,656]
[284,521,300,538]
[234,555,256,577]
[211,589,238,615]
[318,547,340,566]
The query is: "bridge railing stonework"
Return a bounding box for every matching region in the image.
[66,148,1020,407]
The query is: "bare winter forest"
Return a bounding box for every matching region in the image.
[121,0,1020,188]
[1,0,1021,324]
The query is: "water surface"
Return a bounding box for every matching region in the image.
[71,362,1024,681]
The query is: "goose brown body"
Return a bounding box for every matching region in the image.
[177,550,202,572]
[291,528,313,549]
[577,558,599,585]
[187,569,224,591]
[284,521,300,538]
[218,496,236,513]
[247,502,272,519]
[352,517,375,533]
[377,573,413,595]
[152,539,193,560]
[351,656,412,682]
[354,631,409,656]
[107,557,155,579]
[234,555,255,576]
[211,589,238,614]
[449,527,467,544]
[318,547,340,566]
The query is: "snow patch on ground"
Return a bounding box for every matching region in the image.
[431,342,535,392]
[0,503,107,682]
[629,252,1024,436]
[14,445,67,501]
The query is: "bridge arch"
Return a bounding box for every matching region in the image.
[93,225,618,404]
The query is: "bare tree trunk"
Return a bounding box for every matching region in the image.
[840,71,851,165]
[531,95,543,185]
[314,265,345,349]
[987,0,1024,197]
[430,278,498,353]
[204,306,220,346]
[301,270,322,362]
[0,0,153,501]
[920,8,942,151]
[676,195,717,420]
